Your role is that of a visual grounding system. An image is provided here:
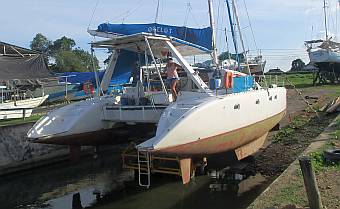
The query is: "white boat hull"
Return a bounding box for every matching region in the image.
[138,87,286,158]
[308,49,340,63]
[0,95,49,120]
[27,96,117,144]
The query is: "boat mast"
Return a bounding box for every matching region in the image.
[231,0,250,74]
[323,0,329,40]
[208,0,219,66]
[225,0,240,70]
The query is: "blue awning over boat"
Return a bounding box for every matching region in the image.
[96,23,213,51]
[58,50,144,89]
[109,50,142,86]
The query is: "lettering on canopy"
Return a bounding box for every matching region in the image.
[147,26,173,34]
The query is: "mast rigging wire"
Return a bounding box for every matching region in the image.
[242,0,259,54]
[87,0,100,29]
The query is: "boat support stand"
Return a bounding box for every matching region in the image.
[122,144,199,188]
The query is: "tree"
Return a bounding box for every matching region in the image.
[51,49,99,72]
[50,36,76,54]
[30,34,99,72]
[30,33,52,54]
[291,59,305,71]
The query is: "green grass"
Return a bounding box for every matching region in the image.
[330,115,340,139]
[309,150,340,173]
[263,73,340,94]
[275,182,307,207]
[273,115,310,142]
[284,73,315,87]
[0,114,42,127]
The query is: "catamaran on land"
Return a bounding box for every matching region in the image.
[27,0,286,185]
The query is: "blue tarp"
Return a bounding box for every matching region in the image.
[109,50,142,86]
[58,72,105,85]
[233,76,254,93]
[97,23,213,50]
[57,50,144,91]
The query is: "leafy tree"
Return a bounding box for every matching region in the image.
[30,33,52,54]
[290,59,305,71]
[73,48,99,71]
[51,49,99,72]
[50,36,76,54]
[30,34,99,72]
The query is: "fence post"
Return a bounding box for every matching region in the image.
[23,109,26,120]
[299,156,323,209]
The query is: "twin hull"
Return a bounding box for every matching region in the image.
[27,97,116,145]
[139,87,286,158]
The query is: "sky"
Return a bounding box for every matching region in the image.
[0,0,339,71]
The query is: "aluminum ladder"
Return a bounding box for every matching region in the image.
[137,148,151,188]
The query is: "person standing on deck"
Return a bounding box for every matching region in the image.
[166,57,181,101]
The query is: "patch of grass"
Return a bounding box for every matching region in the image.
[309,150,340,173]
[0,114,42,127]
[261,73,314,88]
[284,73,314,87]
[330,116,340,140]
[274,182,307,207]
[331,130,340,140]
[273,115,310,142]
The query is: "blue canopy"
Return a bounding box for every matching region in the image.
[97,23,213,50]
[109,50,143,86]
[58,50,144,91]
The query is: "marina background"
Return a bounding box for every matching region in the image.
[1,0,338,71]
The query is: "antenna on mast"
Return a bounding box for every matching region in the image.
[323,0,329,40]
[155,0,160,23]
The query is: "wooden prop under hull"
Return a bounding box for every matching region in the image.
[235,132,268,160]
[179,158,192,184]
[178,132,268,184]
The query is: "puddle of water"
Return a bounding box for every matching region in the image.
[0,150,273,209]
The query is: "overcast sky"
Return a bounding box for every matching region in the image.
[1,0,338,71]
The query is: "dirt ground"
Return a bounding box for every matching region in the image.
[254,87,337,176]
[247,85,340,209]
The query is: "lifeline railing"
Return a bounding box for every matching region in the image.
[0,107,34,120]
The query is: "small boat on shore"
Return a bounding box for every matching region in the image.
[305,0,340,83]
[0,89,48,120]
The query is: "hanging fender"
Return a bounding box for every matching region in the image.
[224,72,233,89]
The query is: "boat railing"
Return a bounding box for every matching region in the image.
[0,107,34,120]
[1,89,33,103]
[254,74,286,88]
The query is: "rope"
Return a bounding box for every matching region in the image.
[183,2,191,27]
[87,0,100,29]
[110,0,145,23]
[242,0,259,54]
[285,76,320,119]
